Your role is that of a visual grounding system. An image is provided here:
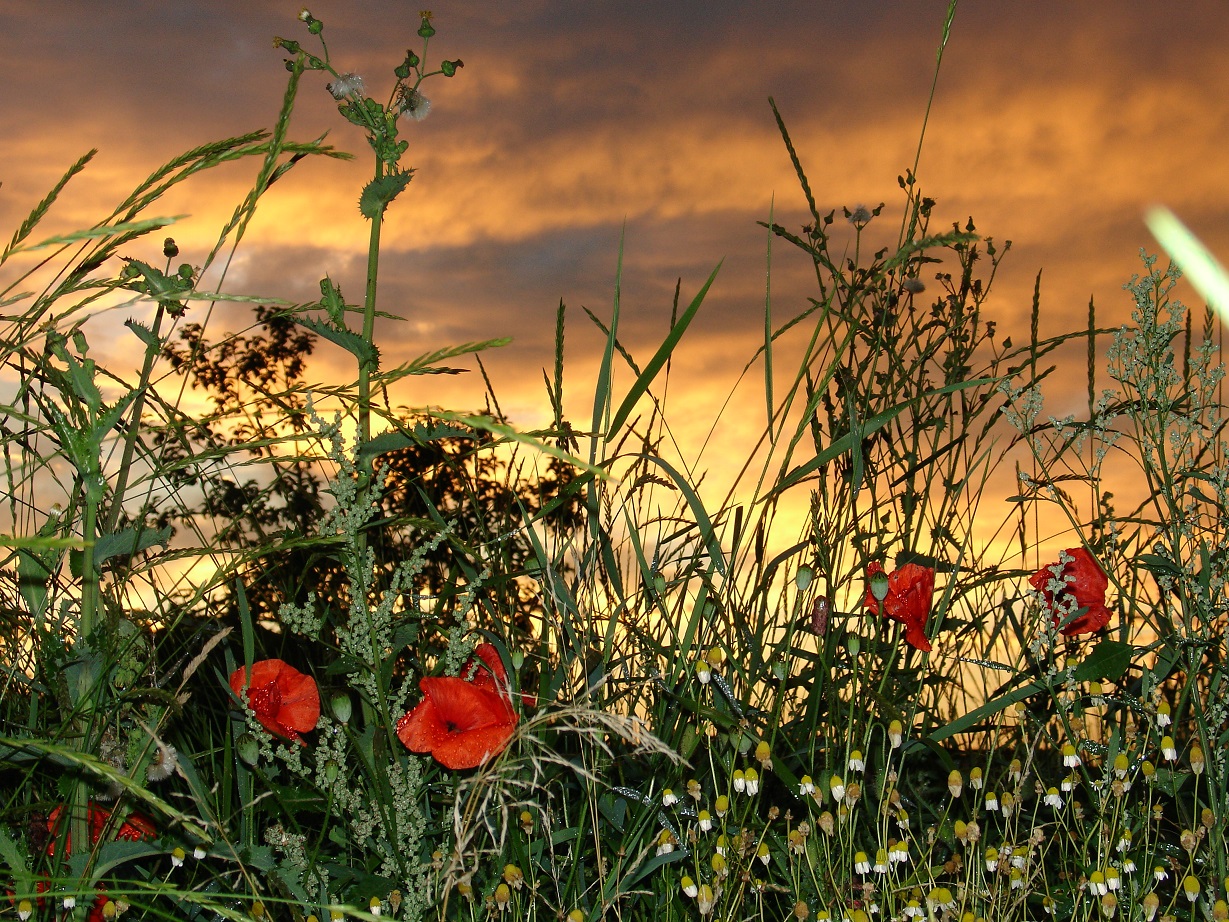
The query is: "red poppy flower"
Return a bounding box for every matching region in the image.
[42,804,156,922]
[229,659,320,743]
[863,561,935,652]
[396,643,518,770]
[1029,547,1111,635]
[46,803,156,856]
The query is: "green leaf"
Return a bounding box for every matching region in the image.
[125,318,163,350]
[1072,639,1135,683]
[294,315,379,370]
[0,825,31,893]
[92,525,173,568]
[359,170,414,219]
[319,275,348,326]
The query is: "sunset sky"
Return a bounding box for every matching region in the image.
[3,1,1228,550]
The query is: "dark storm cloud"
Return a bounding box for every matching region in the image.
[3,0,1228,437]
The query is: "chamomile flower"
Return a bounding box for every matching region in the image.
[756,741,773,770]
[948,769,963,798]
[744,768,760,795]
[829,775,845,802]
[1155,701,1171,727]
[1183,876,1200,902]
[1160,736,1177,762]
[888,719,904,749]
[697,885,717,916]
[1062,743,1081,768]
[656,829,676,856]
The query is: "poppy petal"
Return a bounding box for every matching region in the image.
[432,722,518,770]
[396,675,517,769]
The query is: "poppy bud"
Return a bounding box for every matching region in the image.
[163,237,179,258]
[238,733,259,766]
[441,59,463,76]
[869,571,889,602]
[418,17,435,38]
[331,692,352,723]
[795,566,814,591]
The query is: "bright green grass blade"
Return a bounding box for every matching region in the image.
[1147,206,1229,323]
[590,230,624,460]
[764,199,775,436]
[6,217,185,255]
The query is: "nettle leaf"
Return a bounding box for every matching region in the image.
[70,525,172,577]
[358,170,414,219]
[294,315,379,370]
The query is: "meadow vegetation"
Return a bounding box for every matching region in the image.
[2,6,1226,922]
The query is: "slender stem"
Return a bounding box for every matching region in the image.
[358,157,384,457]
[103,301,166,534]
[79,479,101,642]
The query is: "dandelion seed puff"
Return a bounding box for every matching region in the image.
[147,741,178,781]
[327,72,364,99]
[400,86,431,120]
[847,204,873,226]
